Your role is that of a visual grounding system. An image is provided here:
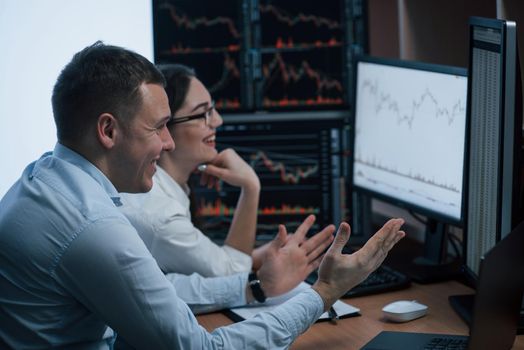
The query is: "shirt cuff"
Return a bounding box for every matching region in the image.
[268,288,324,338]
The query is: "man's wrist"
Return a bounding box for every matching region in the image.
[245,281,255,304]
[248,272,267,303]
[311,280,338,312]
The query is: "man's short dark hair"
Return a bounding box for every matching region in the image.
[52,41,166,142]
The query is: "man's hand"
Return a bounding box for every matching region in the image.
[251,243,272,271]
[255,215,335,297]
[313,219,405,310]
[199,148,260,192]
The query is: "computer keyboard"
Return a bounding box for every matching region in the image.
[306,264,411,298]
[423,337,468,350]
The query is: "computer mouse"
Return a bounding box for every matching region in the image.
[382,300,428,322]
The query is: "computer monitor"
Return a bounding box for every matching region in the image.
[190,112,351,243]
[463,16,523,281]
[450,16,524,334]
[351,56,468,280]
[153,0,245,111]
[256,0,347,110]
[152,0,353,111]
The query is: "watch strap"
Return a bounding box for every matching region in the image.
[248,272,267,303]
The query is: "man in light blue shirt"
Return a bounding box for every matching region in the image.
[0,42,405,349]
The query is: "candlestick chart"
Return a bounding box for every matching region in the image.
[191,116,349,241]
[153,0,352,111]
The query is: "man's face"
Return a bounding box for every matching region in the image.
[111,83,174,193]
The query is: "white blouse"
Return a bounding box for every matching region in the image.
[119,166,253,277]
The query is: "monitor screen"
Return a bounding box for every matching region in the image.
[152,0,352,111]
[449,18,523,332]
[352,57,468,224]
[153,0,244,110]
[258,0,346,109]
[189,112,350,243]
[464,17,522,278]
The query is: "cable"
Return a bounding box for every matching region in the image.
[447,231,462,258]
[408,209,428,225]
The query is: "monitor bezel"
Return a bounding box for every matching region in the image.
[350,55,469,227]
[462,16,523,284]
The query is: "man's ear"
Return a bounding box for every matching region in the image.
[97,113,119,149]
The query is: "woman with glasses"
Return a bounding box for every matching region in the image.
[119,64,270,277]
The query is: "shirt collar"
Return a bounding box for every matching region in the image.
[53,143,122,206]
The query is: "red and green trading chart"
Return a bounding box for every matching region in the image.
[153,0,350,111]
[190,116,349,242]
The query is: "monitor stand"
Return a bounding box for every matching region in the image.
[401,219,461,284]
[449,294,524,335]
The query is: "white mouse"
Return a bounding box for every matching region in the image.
[382,300,428,322]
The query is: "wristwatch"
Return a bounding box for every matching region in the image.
[248,272,267,303]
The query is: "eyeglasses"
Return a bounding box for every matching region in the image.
[168,102,215,126]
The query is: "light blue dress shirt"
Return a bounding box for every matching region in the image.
[0,143,324,349]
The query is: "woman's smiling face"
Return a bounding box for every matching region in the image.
[167,77,223,169]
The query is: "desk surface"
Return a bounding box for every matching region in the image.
[197,280,524,349]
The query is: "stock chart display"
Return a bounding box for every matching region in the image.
[153,0,351,111]
[353,60,467,221]
[190,117,349,242]
[258,0,345,108]
[260,49,344,108]
[154,0,243,110]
